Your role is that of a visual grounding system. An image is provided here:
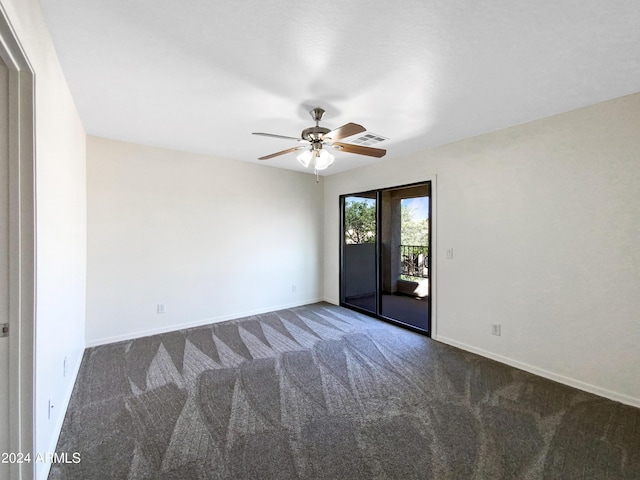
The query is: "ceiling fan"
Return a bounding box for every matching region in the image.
[252,107,386,174]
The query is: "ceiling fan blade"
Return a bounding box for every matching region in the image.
[252,132,302,142]
[333,142,386,158]
[323,122,366,142]
[258,146,305,160]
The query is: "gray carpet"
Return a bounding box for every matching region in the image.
[50,303,640,479]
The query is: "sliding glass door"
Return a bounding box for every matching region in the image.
[340,183,431,334]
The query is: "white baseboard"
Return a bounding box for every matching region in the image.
[434,335,640,409]
[85,298,324,348]
[37,351,84,480]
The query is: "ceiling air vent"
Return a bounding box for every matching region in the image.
[345,133,388,146]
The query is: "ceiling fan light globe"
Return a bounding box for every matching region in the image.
[314,149,335,171]
[297,149,313,168]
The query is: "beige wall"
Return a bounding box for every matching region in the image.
[86,136,323,345]
[324,93,640,406]
[0,1,87,479]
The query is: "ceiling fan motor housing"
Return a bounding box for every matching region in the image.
[301,126,330,142]
[302,107,330,142]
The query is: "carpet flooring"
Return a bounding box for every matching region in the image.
[50,303,640,479]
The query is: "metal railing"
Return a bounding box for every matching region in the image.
[400,245,429,278]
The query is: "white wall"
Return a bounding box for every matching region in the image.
[0,1,87,479]
[86,136,323,345]
[324,93,640,406]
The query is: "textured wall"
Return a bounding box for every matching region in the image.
[86,136,323,345]
[324,93,640,406]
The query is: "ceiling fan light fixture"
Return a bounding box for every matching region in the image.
[297,149,313,168]
[314,149,334,171]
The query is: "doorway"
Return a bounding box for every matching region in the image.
[1,9,36,479]
[340,182,431,334]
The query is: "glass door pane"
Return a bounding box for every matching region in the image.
[380,185,430,332]
[341,193,377,314]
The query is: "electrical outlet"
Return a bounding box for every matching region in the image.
[446,248,454,259]
[492,323,501,336]
[292,285,297,293]
[157,304,166,314]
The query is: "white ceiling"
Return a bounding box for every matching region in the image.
[39,0,640,175]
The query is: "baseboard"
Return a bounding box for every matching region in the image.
[37,351,84,480]
[85,298,324,347]
[434,335,640,409]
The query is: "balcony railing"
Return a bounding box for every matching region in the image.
[400,245,429,278]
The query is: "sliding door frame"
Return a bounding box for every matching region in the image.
[339,180,434,337]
